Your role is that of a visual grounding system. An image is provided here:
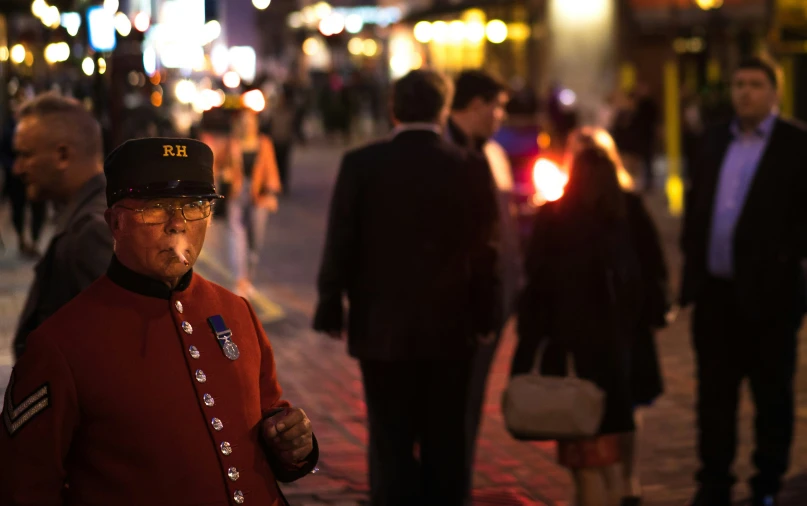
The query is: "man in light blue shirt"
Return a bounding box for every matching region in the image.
[681,57,807,506]
[707,113,776,279]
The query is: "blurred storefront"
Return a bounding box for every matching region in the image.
[0,0,268,150]
[398,1,539,83]
[624,0,777,115]
[770,0,807,121]
[390,0,621,126]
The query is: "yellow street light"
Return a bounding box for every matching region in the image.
[694,0,723,9]
[10,44,26,64]
[175,80,197,104]
[115,12,132,37]
[313,2,331,19]
[44,42,70,63]
[432,20,448,43]
[486,20,508,44]
[413,21,432,44]
[465,21,486,43]
[348,37,364,56]
[223,71,241,89]
[31,0,48,18]
[82,56,95,75]
[302,37,321,56]
[98,57,107,74]
[448,20,465,43]
[0,47,8,62]
[41,5,61,28]
[252,0,271,10]
[362,39,378,57]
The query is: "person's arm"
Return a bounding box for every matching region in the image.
[0,332,80,505]
[260,135,282,195]
[467,154,502,337]
[313,153,360,335]
[253,136,281,211]
[244,300,318,482]
[510,206,554,377]
[628,195,670,328]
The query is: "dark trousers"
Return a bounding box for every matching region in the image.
[274,142,292,192]
[360,359,473,506]
[693,278,801,496]
[8,175,46,244]
[464,336,501,499]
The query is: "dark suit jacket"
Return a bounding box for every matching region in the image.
[13,173,114,359]
[313,129,501,361]
[445,120,523,324]
[680,117,807,319]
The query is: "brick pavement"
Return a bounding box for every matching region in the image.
[3,144,807,505]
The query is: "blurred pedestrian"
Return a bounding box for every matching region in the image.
[319,71,352,146]
[271,86,297,194]
[680,56,807,506]
[446,69,521,499]
[222,108,282,296]
[632,83,660,192]
[313,69,501,506]
[565,127,669,506]
[609,92,643,185]
[11,93,113,360]
[0,137,318,504]
[1,98,47,258]
[511,133,667,506]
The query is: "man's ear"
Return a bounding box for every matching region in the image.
[104,208,121,234]
[55,143,71,171]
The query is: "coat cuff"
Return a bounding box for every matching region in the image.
[266,434,320,483]
[312,298,343,333]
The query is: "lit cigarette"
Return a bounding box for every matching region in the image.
[173,248,189,266]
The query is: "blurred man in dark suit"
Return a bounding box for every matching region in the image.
[681,57,807,506]
[314,70,501,506]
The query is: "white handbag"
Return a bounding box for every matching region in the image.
[502,341,605,441]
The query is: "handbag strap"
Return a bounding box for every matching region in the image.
[530,340,578,378]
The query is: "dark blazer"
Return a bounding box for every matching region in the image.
[13,173,114,359]
[313,129,501,361]
[680,117,807,319]
[445,120,523,323]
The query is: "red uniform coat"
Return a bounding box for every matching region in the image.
[0,257,317,506]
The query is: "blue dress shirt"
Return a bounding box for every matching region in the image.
[708,114,777,279]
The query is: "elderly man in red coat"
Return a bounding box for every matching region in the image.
[0,138,317,506]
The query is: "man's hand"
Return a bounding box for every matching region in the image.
[665,304,680,326]
[262,408,314,466]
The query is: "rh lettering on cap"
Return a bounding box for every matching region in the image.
[163,145,188,158]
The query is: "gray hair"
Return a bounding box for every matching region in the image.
[18,92,103,159]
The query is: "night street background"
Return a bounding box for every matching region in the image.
[4,141,807,506]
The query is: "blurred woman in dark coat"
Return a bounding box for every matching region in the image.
[511,128,668,506]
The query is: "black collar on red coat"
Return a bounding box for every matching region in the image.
[107,255,193,300]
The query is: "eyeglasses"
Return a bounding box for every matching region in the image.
[117,201,213,224]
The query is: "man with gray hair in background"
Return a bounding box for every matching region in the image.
[11,93,113,360]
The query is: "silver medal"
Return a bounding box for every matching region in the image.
[222,339,240,361]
